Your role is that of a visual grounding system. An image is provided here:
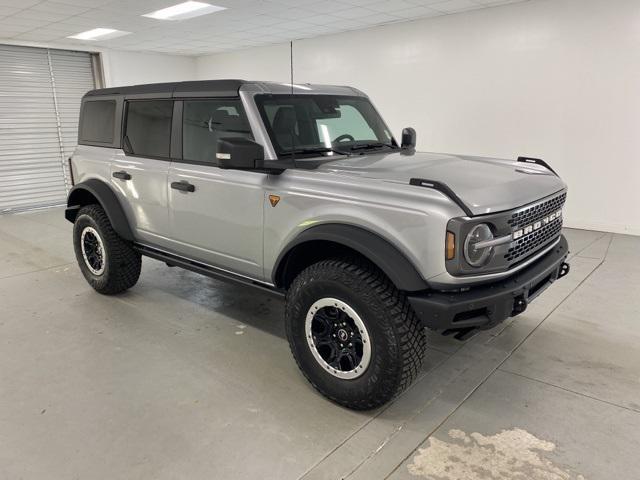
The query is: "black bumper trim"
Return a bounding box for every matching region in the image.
[408,235,569,331]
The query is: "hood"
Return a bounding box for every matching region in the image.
[315,150,566,215]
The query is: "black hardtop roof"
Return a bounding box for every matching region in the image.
[84,79,247,98]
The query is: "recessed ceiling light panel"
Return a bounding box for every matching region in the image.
[142,1,226,21]
[68,28,131,41]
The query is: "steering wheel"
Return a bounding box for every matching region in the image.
[333,134,355,143]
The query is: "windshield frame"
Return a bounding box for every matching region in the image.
[253,93,398,159]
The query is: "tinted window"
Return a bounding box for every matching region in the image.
[317,104,377,142]
[183,99,252,164]
[80,100,115,144]
[255,94,393,156]
[125,100,173,158]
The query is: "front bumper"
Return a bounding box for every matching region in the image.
[408,235,569,333]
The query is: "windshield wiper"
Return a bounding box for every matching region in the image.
[280,147,351,157]
[349,142,395,152]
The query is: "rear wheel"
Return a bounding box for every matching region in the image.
[73,204,141,294]
[285,258,426,410]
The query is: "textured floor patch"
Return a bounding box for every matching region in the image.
[408,428,586,479]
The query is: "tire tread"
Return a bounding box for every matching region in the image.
[74,204,141,294]
[286,257,426,410]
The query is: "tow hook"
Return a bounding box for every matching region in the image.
[512,297,528,316]
[558,262,570,279]
[442,327,478,342]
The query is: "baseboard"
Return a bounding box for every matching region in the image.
[563,220,640,237]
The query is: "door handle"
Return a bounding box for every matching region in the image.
[113,170,131,180]
[171,181,195,193]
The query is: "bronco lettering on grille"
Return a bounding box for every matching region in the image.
[512,209,562,240]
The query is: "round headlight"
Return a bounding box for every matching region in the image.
[464,224,494,267]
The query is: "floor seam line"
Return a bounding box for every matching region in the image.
[296,350,452,480]
[379,356,501,480]
[498,368,640,414]
[0,262,74,280]
[18,214,71,233]
[294,393,400,479]
[343,358,478,480]
[425,344,460,356]
[570,230,608,260]
[337,354,459,480]
[603,233,615,259]
[382,254,607,480]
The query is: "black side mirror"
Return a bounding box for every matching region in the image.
[401,127,417,150]
[217,138,265,170]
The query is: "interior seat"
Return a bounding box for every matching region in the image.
[272,106,300,149]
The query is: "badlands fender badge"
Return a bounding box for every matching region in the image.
[513,209,562,240]
[269,194,281,207]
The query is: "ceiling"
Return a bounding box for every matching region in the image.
[0,0,528,56]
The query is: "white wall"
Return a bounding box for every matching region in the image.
[196,0,640,235]
[103,50,197,87]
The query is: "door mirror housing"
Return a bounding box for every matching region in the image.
[401,127,417,150]
[217,138,265,170]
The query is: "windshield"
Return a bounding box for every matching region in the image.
[255,94,396,157]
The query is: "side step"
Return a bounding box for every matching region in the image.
[134,244,285,297]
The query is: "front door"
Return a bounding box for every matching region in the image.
[167,98,265,280]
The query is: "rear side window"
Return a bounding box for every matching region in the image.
[80,100,115,144]
[183,99,252,164]
[124,100,173,158]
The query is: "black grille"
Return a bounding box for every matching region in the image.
[508,192,566,229]
[505,218,563,262]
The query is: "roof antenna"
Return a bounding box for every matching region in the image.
[290,40,294,95]
[289,40,296,166]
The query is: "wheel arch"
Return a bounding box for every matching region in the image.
[65,179,134,241]
[273,224,428,292]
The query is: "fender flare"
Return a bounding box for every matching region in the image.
[65,179,134,241]
[273,224,428,292]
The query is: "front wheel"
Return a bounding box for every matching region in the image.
[285,258,426,410]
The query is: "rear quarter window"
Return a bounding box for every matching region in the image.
[79,100,116,144]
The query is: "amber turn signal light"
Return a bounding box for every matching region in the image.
[446,231,456,260]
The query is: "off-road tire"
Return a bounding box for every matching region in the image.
[73,204,141,294]
[285,258,426,410]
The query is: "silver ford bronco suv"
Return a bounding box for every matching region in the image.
[66,80,570,409]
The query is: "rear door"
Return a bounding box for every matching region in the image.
[111,99,172,247]
[167,98,265,280]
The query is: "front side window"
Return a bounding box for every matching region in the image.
[124,100,173,158]
[255,94,394,157]
[183,99,253,164]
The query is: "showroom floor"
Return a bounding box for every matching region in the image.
[1,207,638,480]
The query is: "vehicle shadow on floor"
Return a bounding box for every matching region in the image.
[134,259,465,357]
[137,259,287,339]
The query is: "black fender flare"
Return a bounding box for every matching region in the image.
[65,179,134,241]
[274,224,428,292]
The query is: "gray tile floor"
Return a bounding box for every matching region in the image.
[1,208,638,480]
